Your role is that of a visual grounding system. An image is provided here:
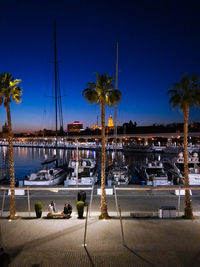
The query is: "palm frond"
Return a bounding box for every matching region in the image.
[168,73,200,112]
[83,72,121,107]
[0,72,22,104]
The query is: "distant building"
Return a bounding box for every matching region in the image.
[105,115,114,133]
[92,124,101,130]
[67,121,83,133]
[107,115,114,127]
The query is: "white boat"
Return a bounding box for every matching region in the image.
[24,158,67,186]
[107,163,131,185]
[174,152,200,185]
[135,160,172,186]
[65,158,98,186]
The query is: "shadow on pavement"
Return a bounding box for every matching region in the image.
[11,219,98,264]
[123,244,155,267]
[84,246,95,267]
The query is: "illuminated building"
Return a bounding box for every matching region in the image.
[67,121,83,133]
[92,124,101,130]
[108,115,114,127]
[106,115,114,133]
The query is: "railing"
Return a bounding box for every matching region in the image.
[113,186,200,216]
[0,186,94,217]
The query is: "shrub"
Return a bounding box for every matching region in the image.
[76,201,84,218]
[34,201,42,213]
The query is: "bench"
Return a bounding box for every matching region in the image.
[47,213,71,219]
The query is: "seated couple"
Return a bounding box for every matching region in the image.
[48,201,72,215]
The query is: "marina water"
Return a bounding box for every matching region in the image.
[0,146,176,183]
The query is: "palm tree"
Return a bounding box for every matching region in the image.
[0,73,22,219]
[83,73,121,219]
[168,73,200,219]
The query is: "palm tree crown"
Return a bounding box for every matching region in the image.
[0,72,22,106]
[168,74,200,111]
[83,73,121,106]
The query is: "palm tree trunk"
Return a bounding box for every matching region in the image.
[184,104,193,219]
[100,100,108,218]
[6,103,16,219]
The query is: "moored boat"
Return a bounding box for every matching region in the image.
[24,158,68,186]
[135,160,172,186]
[165,152,200,185]
[106,162,131,185]
[65,158,98,186]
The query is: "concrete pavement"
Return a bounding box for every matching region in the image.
[1,211,200,267]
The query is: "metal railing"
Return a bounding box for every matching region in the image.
[0,186,94,217]
[114,185,200,217]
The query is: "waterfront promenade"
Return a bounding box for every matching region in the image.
[1,212,200,267]
[1,188,200,266]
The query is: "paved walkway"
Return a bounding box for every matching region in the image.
[1,212,200,267]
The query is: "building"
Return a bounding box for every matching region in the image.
[106,115,114,133]
[67,121,83,133]
[92,124,101,130]
[108,115,114,128]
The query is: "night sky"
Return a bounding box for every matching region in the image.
[0,0,200,133]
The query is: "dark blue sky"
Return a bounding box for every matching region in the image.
[0,0,200,132]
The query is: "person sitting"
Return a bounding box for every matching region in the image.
[50,200,57,213]
[48,204,53,214]
[63,203,72,215]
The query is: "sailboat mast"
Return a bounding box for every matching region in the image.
[54,21,58,156]
[114,41,119,147]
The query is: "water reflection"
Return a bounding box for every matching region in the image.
[0,146,176,182]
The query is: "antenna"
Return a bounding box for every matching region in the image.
[54,21,58,163]
[114,41,119,148]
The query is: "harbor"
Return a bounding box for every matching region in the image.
[1,144,200,186]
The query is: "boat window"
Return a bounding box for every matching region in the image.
[146,168,165,176]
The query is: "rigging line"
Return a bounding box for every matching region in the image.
[114,41,119,151]
[57,70,64,132]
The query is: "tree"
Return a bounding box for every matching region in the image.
[168,73,200,219]
[0,73,22,219]
[83,73,121,218]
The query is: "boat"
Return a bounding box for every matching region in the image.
[65,158,98,185]
[24,159,67,186]
[106,161,131,185]
[135,159,172,186]
[123,144,153,153]
[24,22,68,186]
[163,152,200,185]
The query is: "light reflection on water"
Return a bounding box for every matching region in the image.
[0,146,175,182]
